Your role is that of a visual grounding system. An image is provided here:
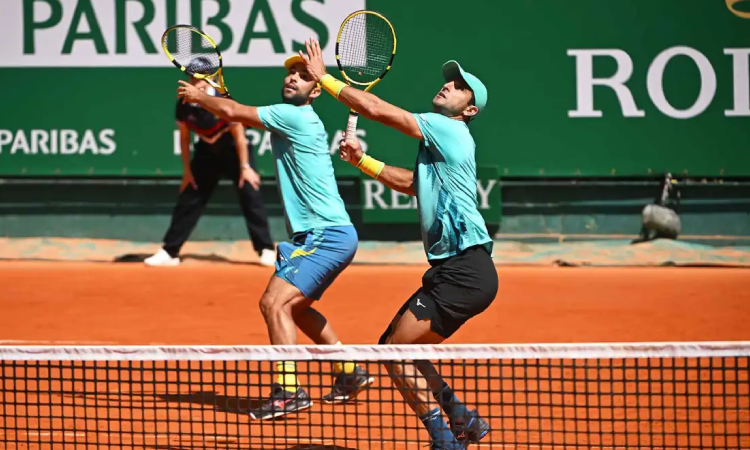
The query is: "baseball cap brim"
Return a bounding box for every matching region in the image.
[441,60,488,114]
[283,55,321,87]
[284,55,305,70]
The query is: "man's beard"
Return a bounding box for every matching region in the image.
[282,88,309,106]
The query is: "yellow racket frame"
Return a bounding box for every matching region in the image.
[335,10,397,91]
[334,10,397,138]
[161,25,230,97]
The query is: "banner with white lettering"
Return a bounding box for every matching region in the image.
[361,166,501,225]
[1,0,748,177]
[0,0,363,67]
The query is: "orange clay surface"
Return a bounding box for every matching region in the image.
[1,262,749,449]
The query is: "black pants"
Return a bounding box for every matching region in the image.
[163,136,274,257]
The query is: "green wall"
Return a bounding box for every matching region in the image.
[2,0,749,179]
[1,0,749,241]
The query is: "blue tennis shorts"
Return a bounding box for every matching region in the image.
[274,225,358,300]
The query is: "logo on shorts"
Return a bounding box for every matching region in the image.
[290,247,317,259]
[416,299,426,308]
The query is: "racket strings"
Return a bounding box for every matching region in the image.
[164,27,221,76]
[338,14,395,84]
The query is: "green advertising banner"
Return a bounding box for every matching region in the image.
[1,0,749,177]
[361,165,501,224]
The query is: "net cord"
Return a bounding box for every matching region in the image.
[1,341,749,361]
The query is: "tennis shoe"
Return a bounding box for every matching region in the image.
[322,365,374,404]
[249,383,312,420]
[144,249,180,267]
[449,409,490,445]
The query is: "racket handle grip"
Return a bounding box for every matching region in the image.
[346,112,359,140]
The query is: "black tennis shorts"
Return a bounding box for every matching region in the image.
[400,244,498,339]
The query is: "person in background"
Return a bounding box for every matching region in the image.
[145,58,276,267]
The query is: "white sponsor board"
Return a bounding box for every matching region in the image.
[0,0,364,67]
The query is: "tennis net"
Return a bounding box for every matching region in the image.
[1,342,749,449]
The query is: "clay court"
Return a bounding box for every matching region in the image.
[1,262,749,449]
[1,263,749,345]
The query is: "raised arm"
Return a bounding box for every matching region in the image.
[177,81,265,130]
[300,40,423,141]
[337,89,422,141]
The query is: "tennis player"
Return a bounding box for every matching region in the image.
[300,39,497,449]
[145,59,276,267]
[176,55,373,420]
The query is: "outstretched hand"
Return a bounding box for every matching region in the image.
[177,80,206,104]
[298,38,328,83]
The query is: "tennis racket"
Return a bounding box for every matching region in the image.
[161,25,230,98]
[335,10,397,139]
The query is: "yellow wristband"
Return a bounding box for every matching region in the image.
[357,154,385,180]
[320,74,347,99]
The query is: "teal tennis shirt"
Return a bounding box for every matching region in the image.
[412,112,493,260]
[257,104,351,234]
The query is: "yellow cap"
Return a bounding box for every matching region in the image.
[283,55,320,87]
[284,55,305,70]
